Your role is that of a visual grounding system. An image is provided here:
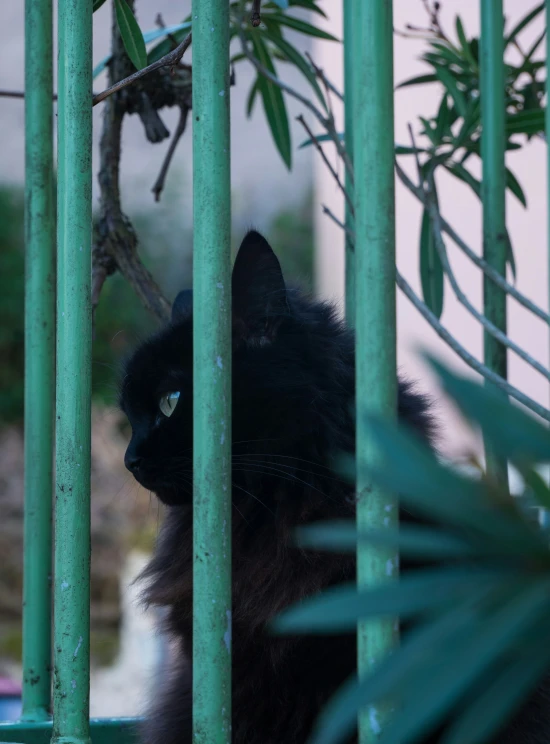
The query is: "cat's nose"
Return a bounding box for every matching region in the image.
[125,453,142,473]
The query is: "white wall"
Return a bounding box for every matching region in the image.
[313,0,548,459]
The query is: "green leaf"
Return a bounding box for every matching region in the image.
[93,0,108,11]
[441,640,550,744]
[380,581,550,744]
[296,522,478,560]
[523,468,550,511]
[246,78,260,118]
[444,162,481,197]
[505,3,544,47]
[395,144,428,155]
[251,34,292,169]
[434,66,468,118]
[271,0,290,7]
[308,589,496,744]
[505,167,527,207]
[426,356,550,465]
[299,132,344,149]
[420,207,444,320]
[114,0,147,70]
[434,94,451,143]
[506,108,545,136]
[147,15,192,64]
[396,73,438,89]
[524,28,547,62]
[273,567,504,634]
[360,417,543,550]
[263,0,327,16]
[262,29,327,108]
[455,16,477,69]
[264,12,339,41]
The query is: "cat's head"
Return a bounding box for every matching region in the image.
[120,230,350,508]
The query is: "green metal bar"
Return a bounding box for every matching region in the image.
[52,0,93,741]
[191,0,232,742]
[343,0,355,323]
[480,0,508,487]
[22,0,55,722]
[0,718,139,744]
[353,1,398,742]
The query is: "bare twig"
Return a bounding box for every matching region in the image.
[406,124,550,383]
[322,205,355,240]
[251,0,262,27]
[394,160,550,326]
[297,115,354,215]
[305,52,344,103]
[152,105,189,201]
[236,20,354,182]
[93,0,171,322]
[396,270,550,423]
[92,31,192,107]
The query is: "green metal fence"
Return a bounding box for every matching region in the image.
[0,0,530,742]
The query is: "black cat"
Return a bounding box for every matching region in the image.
[120,230,550,744]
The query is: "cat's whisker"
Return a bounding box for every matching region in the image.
[230,481,275,516]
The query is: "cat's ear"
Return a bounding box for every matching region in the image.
[172,289,193,323]
[232,230,289,343]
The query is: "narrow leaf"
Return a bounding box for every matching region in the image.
[271,0,290,8]
[379,581,550,744]
[263,0,327,16]
[296,522,478,560]
[114,0,147,70]
[299,132,344,149]
[264,13,339,41]
[396,73,438,90]
[434,66,468,118]
[426,356,550,465]
[444,162,481,197]
[262,29,327,108]
[309,589,495,744]
[455,16,477,68]
[506,108,545,136]
[505,3,544,47]
[441,640,550,744]
[505,166,527,206]
[420,206,444,320]
[273,567,504,634]
[251,34,292,169]
[246,78,260,118]
[93,0,108,11]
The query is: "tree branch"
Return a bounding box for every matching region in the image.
[92,31,192,107]
[151,104,189,201]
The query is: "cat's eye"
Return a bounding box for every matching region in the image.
[159,391,180,418]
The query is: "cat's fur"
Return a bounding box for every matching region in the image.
[120,231,550,744]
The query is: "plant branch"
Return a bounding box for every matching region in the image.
[151,104,189,201]
[92,31,192,107]
[406,125,550,384]
[322,205,355,240]
[305,52,344,103]
[297,115,354,215]
[236,20,354,182]
[93,0,171,322]
[251,0,262,27]
[396,269,550,423]
[394,160,550,326]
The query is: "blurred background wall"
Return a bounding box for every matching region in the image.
[0,0,547,717]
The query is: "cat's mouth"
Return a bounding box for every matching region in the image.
[131,470,189,506]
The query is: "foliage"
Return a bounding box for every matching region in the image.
[0,188,25,423]
[397,2,546,318]
[92,0,335,169]
[0,184,313,423]
[274,358,550,744]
